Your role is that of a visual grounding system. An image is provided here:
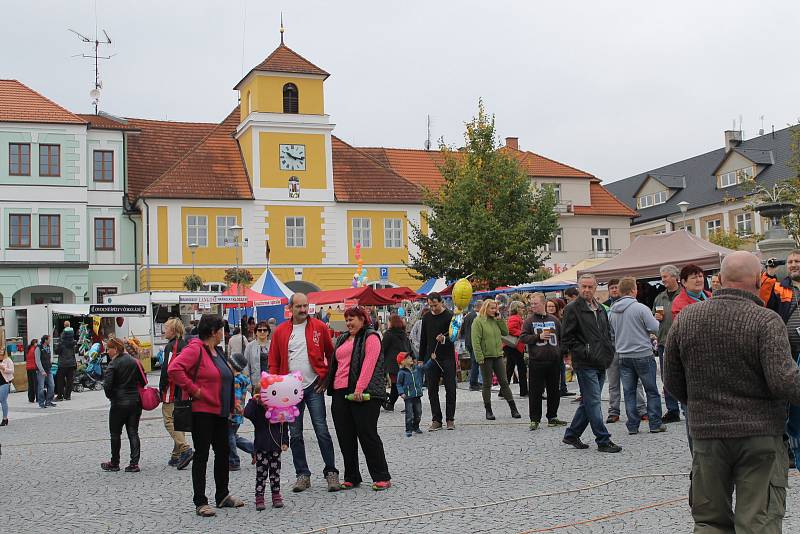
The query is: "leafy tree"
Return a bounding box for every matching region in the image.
[183,274,204,292]
[708,230,746,250]
[224,268,254,288]
[409,101,559,289]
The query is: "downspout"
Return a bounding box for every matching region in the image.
[142,198,152,291]
[122,132,139,292]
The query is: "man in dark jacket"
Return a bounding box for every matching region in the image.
[665,251,800,533]
[461,304,481,391]
[419,292,456,431]
[561,274,621,453]
[56,321,77,401]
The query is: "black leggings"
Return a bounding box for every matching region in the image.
[255,451,281,496]
[57,366,76,399]
[504,346,527,396]
[191,412,230,507]
[109,403,142,465]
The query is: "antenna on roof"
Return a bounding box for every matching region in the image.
[424,115,431,151]
[68,26,113,114]
[759,115,765,136]
[280,12,285,44]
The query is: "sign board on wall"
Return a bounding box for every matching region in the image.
[178,295,248,304]
[379,267,389,282]
[89,304,148,316]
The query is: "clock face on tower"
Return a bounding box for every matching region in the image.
[279,144,306,171]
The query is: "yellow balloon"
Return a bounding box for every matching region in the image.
[452,278,473,310]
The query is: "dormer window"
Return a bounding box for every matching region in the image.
[718,166,754,188]
[283,83,299,114]
[636,189,668,209]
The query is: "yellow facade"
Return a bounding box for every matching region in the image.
[239,128,253,179]
[239,75,324,116]
[157,206,169,264]
[266,205,324,264]
[179,207,242,264]
[347,210,408,264]
[257,132,327,190]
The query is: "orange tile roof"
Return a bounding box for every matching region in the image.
[140,108,253,200]
[235,44,329,88]
[500,146,595,178]
[0,79,86,125]
[573,181,638,217]
[359,148,448,191]
[77,113,140,131]
[126,118,216,200]
[332,138,423,204]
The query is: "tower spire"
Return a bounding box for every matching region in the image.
[280,12,285,44]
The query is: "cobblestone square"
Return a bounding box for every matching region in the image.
[2,376,798,533]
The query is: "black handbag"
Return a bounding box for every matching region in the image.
[172,346,204,433]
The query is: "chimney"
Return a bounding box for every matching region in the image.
[505,137,519,150]
[724,130,742,153]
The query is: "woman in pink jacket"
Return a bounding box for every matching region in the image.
[504,301,528,397]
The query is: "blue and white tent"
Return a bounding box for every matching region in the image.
[416,277,448,295]
[227,268,294,326]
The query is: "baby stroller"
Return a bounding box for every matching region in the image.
[73,344,106,392]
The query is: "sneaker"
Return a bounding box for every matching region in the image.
[529,421,540,431]
[606,415,619,423]
[560,391,577,397]
[597,441,623,453]
[661,411,681,423]
[469,385,482,391]
[405,431,412,437]
[562,436,590,450]
[47,401,57,407]
[372,481,392,491]
[55,396,64,401]
[168,457,179,467]
[650,425,668,433]
[292,475,311,493]
[413,428,423,434]
[125,464,140,473]
[39,404,47,409]
[255,496,266,511]
[176,448,194,470]
[428,421,443,432]
[640,414,649,421]
[628,428,639,435]
[446,421,455,430]
[272,492,284,508]
[101,462,120,472]
[325,471,341,492]
[548,418,567,427]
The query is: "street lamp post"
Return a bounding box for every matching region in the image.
[230,224,244,326]
[677,201,690,231]
[189,242,199,279]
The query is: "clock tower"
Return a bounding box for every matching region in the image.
[234,39,334,203]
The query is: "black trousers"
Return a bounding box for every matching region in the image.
[386,375,399,408]
[504,346,528,395]
[426,358,457,423]
[191,412,230,507]
[27,370,38,402]
[330,391,391,485]
[109,402,142,465]
[57,366,75,399]
[528,360,561,422]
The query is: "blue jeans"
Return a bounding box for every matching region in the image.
[467,347,482,387]
[0,383,9,418]
[564,368,611,446]
[37,372,55,407]
[657,346,680,414]
[289,384,339,477]
[404,397,422,432]
[560,359,568,393]
[227,421,254,466]
[619,357,663,431]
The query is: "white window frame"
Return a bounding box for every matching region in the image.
[719,166,754,188]
[591,228,610,252]
[547,228,563,252]
[384,218,403,248]
[735,213,753,235]
[352,217,372,248]
[285,216,305,248]
[187,215,208,247]
[544,183,561,203]
[636,189,668,209]
[216,215,238,247]
[706,219,722,235]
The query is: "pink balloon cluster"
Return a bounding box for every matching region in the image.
[352,242,367,288]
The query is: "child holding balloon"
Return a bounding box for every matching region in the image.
[243,384,291,511]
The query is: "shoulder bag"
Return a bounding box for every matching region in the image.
[136,360,162,411]
[173,348,203,432]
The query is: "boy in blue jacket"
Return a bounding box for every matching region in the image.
[396,352,428,437]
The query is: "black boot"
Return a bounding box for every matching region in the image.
[508,400,521,419]
[485,404,496,420]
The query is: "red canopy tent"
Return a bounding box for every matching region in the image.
[306,286,395,306]
[221,283,288,309]
[373,287,420,303]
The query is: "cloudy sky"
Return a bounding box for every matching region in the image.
[3,1,798,182]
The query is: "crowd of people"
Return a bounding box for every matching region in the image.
[7,249,800,532]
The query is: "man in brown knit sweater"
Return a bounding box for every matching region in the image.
[664,251,800,533]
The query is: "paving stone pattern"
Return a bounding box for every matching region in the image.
[1,375,798,533]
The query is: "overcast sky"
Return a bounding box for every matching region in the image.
[3,1,799,182]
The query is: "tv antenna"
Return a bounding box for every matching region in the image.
[424,114,432,151]
[69,27,113,113]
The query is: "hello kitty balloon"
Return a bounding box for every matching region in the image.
[260,371,304,424]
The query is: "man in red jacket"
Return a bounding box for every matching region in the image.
[269,293,341,493]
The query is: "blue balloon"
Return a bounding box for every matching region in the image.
[397,307,406,317]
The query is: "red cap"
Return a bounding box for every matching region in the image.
[396,351,409,365]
